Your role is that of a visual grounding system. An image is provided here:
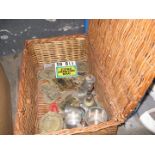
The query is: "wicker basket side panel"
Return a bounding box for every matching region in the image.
[77,126,117,135]
[26,35,88,64]
[89,20,155,119]
[88,45,120,118]
[39,120,121,135]
[14,50,38,134]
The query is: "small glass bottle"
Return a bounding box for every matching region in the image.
[39,102,63,133]
[77,74,96,99]
[83,92,96,110]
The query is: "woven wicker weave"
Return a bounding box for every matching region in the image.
[15,20,155,135]
[15,35,120,135]
[88,19,155,121]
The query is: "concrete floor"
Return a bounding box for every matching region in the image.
[117,95,154,135]
[0,19,84,56]
[0,53,21,122]
[0,52,153,134]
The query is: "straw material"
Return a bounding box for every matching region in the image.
[88,19,155,120]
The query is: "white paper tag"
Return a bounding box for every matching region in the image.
[55,61,76,67]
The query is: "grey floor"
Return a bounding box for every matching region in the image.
[0,19,154,134]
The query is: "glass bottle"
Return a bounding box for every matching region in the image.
[39,102,63,133]
[83,92,96,108]
[77,74,96,99]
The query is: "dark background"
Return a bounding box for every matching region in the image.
[0,19,84,56]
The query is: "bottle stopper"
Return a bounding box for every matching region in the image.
[49,102,59,112]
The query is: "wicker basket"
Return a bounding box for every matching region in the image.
[15,20,155,135]
[15,34,120,135]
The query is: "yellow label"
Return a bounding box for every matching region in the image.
[56,66,77,78]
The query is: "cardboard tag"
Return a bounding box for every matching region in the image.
[55,61,77,78]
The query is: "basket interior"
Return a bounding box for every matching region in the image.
[15,35,116,134]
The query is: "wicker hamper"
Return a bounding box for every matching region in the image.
[15,20,155,135]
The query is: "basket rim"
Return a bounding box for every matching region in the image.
[39,119,122,135]
[25,34,87,47]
